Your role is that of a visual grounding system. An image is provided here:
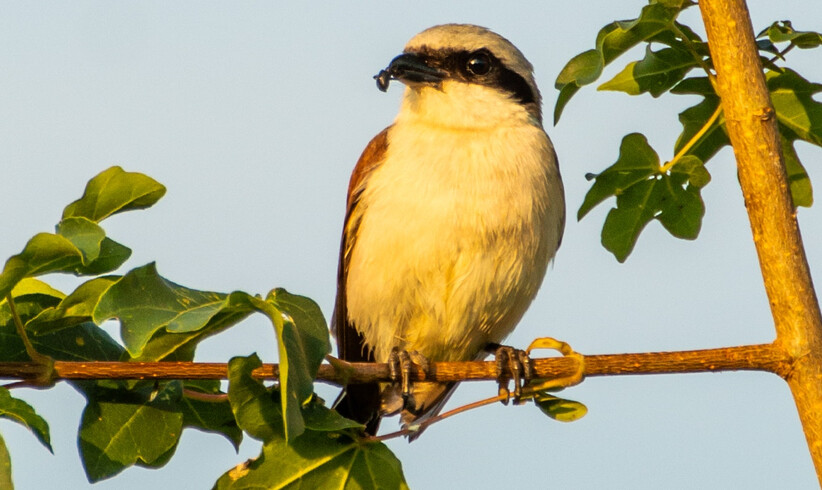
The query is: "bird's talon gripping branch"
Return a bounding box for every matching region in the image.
[490,344,533,405]
[388,347,417,407]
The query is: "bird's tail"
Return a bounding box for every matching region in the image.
[335,383,382,436]
[382,381,458,442]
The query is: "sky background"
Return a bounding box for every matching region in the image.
[2,2,821,488]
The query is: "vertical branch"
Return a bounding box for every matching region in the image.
[699,0,822,481]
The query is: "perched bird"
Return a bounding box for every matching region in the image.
[332,24,565,439]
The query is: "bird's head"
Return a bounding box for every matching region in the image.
[375,24,542,128]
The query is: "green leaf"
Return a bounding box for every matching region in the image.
[250,291,331,442]
[28,277,117,335]
[62,166,166,223]
[227,354,284,442]
[781,132,813,207]
[578,133,660,220]
[534,392,588,422]
[267,289,331,390]
[0,234,86,299]
[79,382,183,482]
[93,263,239,357]
[76,238,132,276]
[760,20,822,49]
[302,396,364,432]
[214,430,408,490]
[581,134,706,261]
[0,433,11,490]
[10,278,65,301]
[55,217,106,264]
[768,68,822,147]
[0,387,52,453]
[135,291,257,362]
[672,78,729,162]
[554,2,685,122]
[599,45,698,97]
[181,380,243,451]
[0,233,129,301]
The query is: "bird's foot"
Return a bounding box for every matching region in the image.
[487,343,533,406]
[387,348,429,409]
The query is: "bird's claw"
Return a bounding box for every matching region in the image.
[492,344,532,405]
[387,348,429,409]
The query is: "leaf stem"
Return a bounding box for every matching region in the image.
[670,22,718,88]
[183,388,228,402]
[660,102,723,173]
[6,294,55,385]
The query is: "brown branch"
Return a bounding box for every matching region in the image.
[0,343,791,385]
[699,0,822,483]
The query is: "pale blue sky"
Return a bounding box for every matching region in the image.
[2,2,821,488]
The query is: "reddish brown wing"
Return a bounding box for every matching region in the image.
[331,127,390,434]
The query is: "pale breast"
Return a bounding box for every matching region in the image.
[345,121,563,362]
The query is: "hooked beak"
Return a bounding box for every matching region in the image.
[374,53,446,92]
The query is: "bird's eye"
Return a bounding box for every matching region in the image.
[466,51,492,76]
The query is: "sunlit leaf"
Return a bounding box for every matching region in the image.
[580,134,706,261]
[214,429,408,490]
[28,277,117,335]
[62,166,166,223]
[535,392,588,422]
[671,78,729,162]
[554,1,687,122]
[0,434,11,490]
[79,382,183,482]
[227,354,284,442]
[768,68,822,147]
[759,20,822,49]
[579,133,660,220]
[0,387,52,453]
[181,380,242,450]
[93,263,236,357]
[599,45,698,97]
[781,132,814,207]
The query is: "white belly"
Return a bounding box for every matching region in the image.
[345,121,564,362]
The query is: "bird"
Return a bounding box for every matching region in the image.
[332,23,565,439]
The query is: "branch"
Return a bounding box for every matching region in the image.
[0,343,791,385]
[699,0,822,482]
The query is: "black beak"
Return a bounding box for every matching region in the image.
[374,53,446,92]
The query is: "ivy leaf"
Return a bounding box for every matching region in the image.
[0,434,11,490]
[302,396,364,432]
[62,166,166,223]
[0,387,52,453]
[227,354,284,443]
[28,277,117,335]
[78,382,184,482]
[599,45,699,97]
[671,77,730,162]
[266,288,331,395]
[581,134,706,262]
[554,1,687,122]
[579,133,660,220]
[254,290,330,442]
[534,392,588,423]
[759,20,822,49]
[134,291,257,362]
[92,263,245,357]
[0,232,129,300]
[213,429,408,490]
[767,68,822,147]
[181,380,242,451]
[781,132,813,207]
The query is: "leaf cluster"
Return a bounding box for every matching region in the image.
[0,167,406,488]
[555,1,822,261]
